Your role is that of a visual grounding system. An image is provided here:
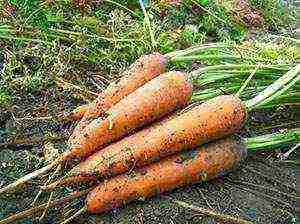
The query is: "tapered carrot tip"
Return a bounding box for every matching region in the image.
[41,174,96,191]
[69,105,90,120]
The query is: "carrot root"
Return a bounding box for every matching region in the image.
[41,174,94,192]
[0,189,89,224]
[59,207,87,224]
[170,199,253,224]
[0,159,60,195]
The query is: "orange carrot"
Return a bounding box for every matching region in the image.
[0,71,191,194]
[2,64,297,195]
[69,53,167,141]
[68,43,221,121]
[3,128,299,224]
[85,137,247,213]
[44,95,246,189]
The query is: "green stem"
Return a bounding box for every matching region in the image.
[190,64,291,79]
[172,54,259,62]
[245,64,300,110]
[244,129,300,151]
[236,65,259,96]
[138,0,156,49]
[191,86,267,102]
[165,43,222,59]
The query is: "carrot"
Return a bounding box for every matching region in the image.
[43,95,246,189]
[69,43,222,121]
[84,138,246,214]
[2,64,298,195]
[0,71,192,194]
[44,64,300,190]
[0,43,223,195]
[0,138,246,224]
[69,52,167,140]
[66,71,192,159]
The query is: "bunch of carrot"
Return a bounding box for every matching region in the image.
[0,47,298,223]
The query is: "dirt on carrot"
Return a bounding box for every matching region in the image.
[70,53,167,141]
[85,137,247,214]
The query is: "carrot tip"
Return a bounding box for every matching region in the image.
[0,160,60,194]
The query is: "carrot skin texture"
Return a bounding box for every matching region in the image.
[70,53,166,140]
[86,138,247,214]
[70,95,246,182]
[66,71,192,160]
[86,53,167,118]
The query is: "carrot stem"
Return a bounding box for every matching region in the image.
[190,64,290,83]
[244,129,300,151]
[165,43,221,59]
[245,64,300,110]
[236,65,259,96]
[170,54,256,62]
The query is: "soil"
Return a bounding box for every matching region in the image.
[0,84,298,224]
